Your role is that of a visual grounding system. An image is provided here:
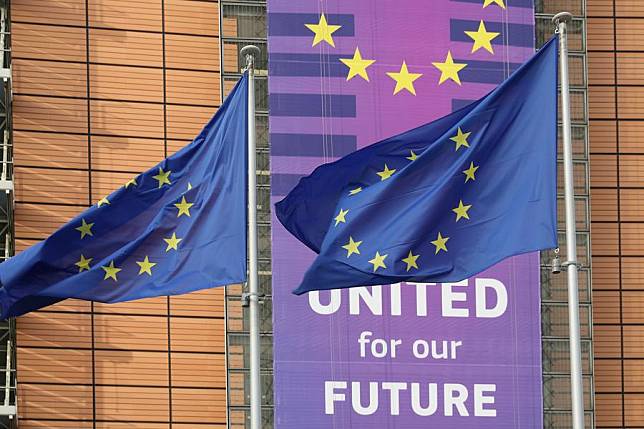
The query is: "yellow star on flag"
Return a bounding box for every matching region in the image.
[102,261,122,281]
[349,187,362,196]
[368,251,388,272]
[136,256,157,276]
[187,182,193,191]
[407,150,418,161]
[465,21,500,54]
[153,167,172,188]
[75,219,94,239]
[450,127,471,151]
[431,232,450,254]
[305,13,341,47]
[377,164,396,181]
[402,250,419,271]
[334,208,349,226]
[75,254,92,272]
[174,196,194,217]
[432,51,467,85]
[463,162,479,182]
[340,47,375,81]
[164,232,182,252]
[125,178,137,189]
[483,0,506,8]
[386,61,423,95]
[452,200,472,222]
[342,236,362,257]
[97,196,110,207]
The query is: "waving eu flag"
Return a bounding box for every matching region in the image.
[0,75,249,318]
[277,38,558,295]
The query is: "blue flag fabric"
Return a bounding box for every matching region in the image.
[0,75,249,318]
[276,38,558,295]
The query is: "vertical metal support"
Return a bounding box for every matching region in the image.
[3,340,9,408]
[241,44,261,429]
[553,12,585,429]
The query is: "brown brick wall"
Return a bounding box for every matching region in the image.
[11,0,228,427]
[588,1,644,427]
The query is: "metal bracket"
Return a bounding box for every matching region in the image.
[241,292,266,308]
[562,260,582,269]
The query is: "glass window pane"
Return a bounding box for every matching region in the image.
[540,232,590,267]
[557,160,588,196]
[222,4,267,39]
[542,338,593,374]
[541,303,591,339]
[541,267,591,302]
[535,0,584,16]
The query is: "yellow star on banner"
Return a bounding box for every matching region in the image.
[164,232,182,252]
[349,187,362,196]
[463,162,479,182]
[187,182,193,191]
[340,47,375,81]
[75,254,92,272]
[452,200,472,222]
[386,61,423,95]
[153,167,172,188]
[97,196,110,207]
[483,0,506,8]
[75,219,94,239]
[431,232,450,254]
[305,13,341,47]
[136,256,157,276]
[368,251,388,272]
[334,208,349,226]
[432,51,467,85]
[342,236,362,257]
[125,178,137,189]
[402,250,419,271]
[465,20,500,54]
[407,150,418,161]
[377,164,396,181]
[102,261,122,281]
[450,127,471,151]
[174,196,194,217]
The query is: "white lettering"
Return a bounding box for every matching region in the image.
[444,383,469,416]
[411,383,438,416]
[324,381,346,414]
[350,287,382,315]
[442,280,469,317]
[475,279,508,318]
[309,290,341,315]
[474,384,497,417]
[382,382,407,415]
[352,381,378,415]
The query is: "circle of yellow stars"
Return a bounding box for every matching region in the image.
[333,119,481,274]
[305,1,504,95]
[73,165,195,283]
[304,4,499,274]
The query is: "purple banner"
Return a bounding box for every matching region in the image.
[268,1,541,427]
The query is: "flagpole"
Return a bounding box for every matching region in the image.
[553,12,585,429]
[241,44,262,429]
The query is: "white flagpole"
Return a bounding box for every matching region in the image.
[241,44,262,429]
[553,12,585,429]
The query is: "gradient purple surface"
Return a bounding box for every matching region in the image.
[268,0,541,427]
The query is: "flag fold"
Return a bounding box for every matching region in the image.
[0,75,249,318]
[276,38,558,295]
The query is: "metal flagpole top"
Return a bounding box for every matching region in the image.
[241,45,261,66]
[552,11,573,24]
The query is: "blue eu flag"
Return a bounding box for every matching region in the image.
[277,38,558,295]
[0,75,249,317]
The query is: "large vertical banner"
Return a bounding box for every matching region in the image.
[268,1,540,428]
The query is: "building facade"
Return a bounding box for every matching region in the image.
[0,0,638,428]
